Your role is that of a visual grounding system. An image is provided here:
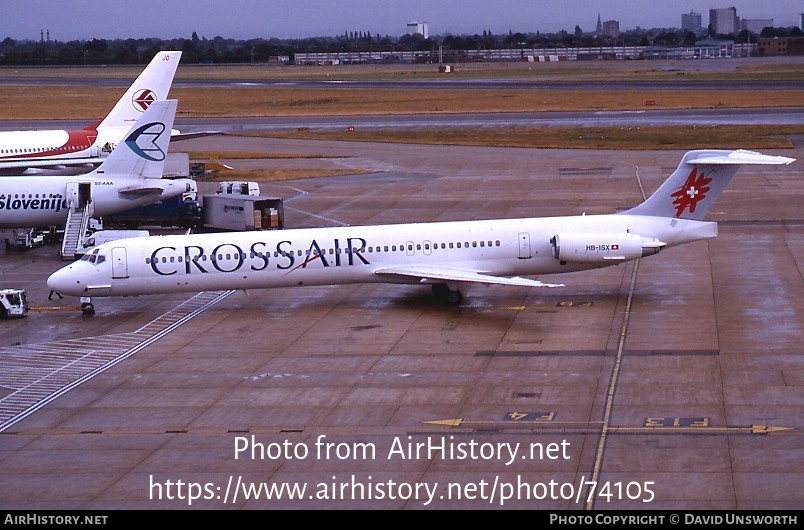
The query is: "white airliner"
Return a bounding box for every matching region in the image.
[0,51,181,175]
[47,149,794,313]
[0,99,193,229]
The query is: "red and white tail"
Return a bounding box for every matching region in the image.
[624,149,795,221]
[93,51,181,139]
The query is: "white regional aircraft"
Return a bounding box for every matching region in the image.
[48,149,794,314]
[0,51,181,175]
[0,99,193,229]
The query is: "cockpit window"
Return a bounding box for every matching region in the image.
[80,248,106,265]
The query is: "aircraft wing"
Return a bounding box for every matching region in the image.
[0,158,103,175]
[374,265,564,288]
[171,130,223,141]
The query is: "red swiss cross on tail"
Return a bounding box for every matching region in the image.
[670,167,712,218]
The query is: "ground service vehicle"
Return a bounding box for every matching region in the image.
[0,288,28,318]
[218,181,261,196]
[3,228,47,250]
[102,179,200,229]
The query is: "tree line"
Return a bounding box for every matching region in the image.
[1,25,799,66]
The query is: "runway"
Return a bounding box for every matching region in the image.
[0,135,802,509]
[1,106,803,135]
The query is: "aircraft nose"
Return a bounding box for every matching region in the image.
[47,265,83,296]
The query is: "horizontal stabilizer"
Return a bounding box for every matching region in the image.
[686,149,795,166]
[202,160,234,171]
[375,265,564,288]
[118,186,166,196]
[171,130,223,141]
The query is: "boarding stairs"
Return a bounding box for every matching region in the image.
[60,202,93,261]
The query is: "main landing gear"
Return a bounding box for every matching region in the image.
[432,283,463,305]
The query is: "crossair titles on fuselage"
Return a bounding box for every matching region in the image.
[149,237,372,276]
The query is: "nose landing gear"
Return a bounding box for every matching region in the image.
[80,296,95,315]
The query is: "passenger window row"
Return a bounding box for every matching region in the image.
[0,193,63,199]
[142,239,504,265]
[1,145,87,154]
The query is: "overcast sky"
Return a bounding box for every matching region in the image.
[4,1,802,42]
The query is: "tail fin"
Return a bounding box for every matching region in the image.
[624,149,795,220]
[92,51,181,135]
[92,99,178,179]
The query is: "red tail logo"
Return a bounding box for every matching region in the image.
[132,89,157,112]
[671,167,712,217]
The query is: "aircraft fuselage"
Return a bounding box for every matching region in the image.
[49,213,716,297]
[0,175,193,228]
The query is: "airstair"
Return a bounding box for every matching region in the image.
[60,202,93,261]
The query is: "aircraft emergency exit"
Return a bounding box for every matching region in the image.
[0,51,181,175]
[47,149,794,313]
[0,99,193,229]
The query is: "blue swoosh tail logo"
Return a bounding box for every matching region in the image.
[124,121,167,161]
